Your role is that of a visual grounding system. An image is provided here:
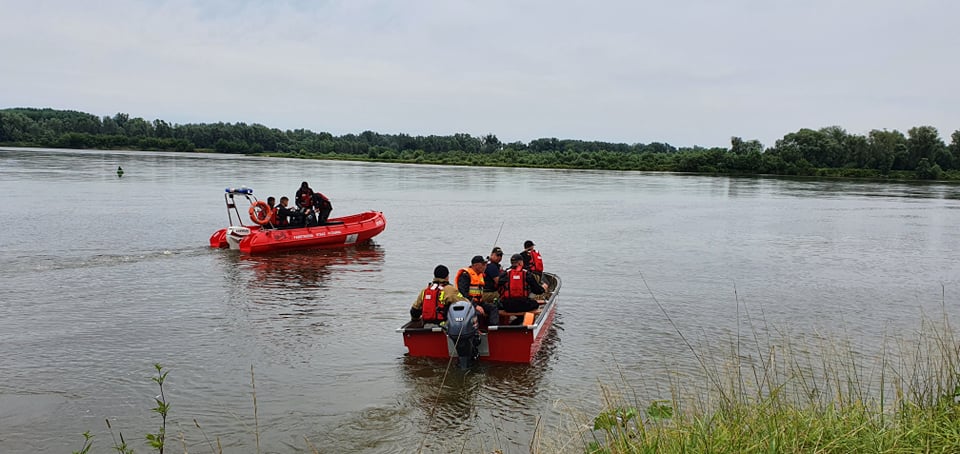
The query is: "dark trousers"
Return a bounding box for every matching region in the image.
[500,298,539,313]
[317,206,332,224]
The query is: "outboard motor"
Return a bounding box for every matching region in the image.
[445,301,479,369]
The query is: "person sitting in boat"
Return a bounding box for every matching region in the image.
[410,265,467,326]
[456,255,499,328]
[295,181,318,226]
[498,254,548,317]
[273,196,298,227]
[312,191,333,225]
[482,246,504,307]
[520,240,544,282]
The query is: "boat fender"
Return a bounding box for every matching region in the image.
[249,200,273,225]
[445,301,477,338]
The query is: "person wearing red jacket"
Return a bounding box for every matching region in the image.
[521,240,544,282]
[498,254,547,314]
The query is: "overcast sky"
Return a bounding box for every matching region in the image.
[1,0,958,148]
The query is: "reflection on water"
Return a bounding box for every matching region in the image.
[390,316,562,452]
[213,241,388,366]
[234,241,386,290]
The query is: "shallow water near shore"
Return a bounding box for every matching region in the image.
[2,147,960,453]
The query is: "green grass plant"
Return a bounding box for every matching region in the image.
[558,296,960,454]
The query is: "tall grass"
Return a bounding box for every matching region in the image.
[553,305,960,453]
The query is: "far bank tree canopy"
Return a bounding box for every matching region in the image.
[2,107,959,180]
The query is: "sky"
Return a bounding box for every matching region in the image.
[1,0,958,149]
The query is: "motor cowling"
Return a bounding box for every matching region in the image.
[446,301,479,368]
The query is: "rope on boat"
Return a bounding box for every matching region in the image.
[416,332,460,454]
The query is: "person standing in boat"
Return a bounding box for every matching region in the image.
[482,246,504,308]
[312,191,333,225]
[456,255,499,328]
[520,240,544,282]
[295,181,318,226]
[498,254,547,315]
[410,265,467,325]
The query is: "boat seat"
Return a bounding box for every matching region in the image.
[498,308,542,326]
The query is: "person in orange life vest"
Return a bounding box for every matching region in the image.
[520,240,544,282]
[498,254,548,313]
[273,196,298,227]
[295,181,318,226]
[456,255,499,327]
[410,265,467,324]
[481,246,504,306]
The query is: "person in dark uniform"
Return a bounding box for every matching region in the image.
[481,246,504,307]
[312,191,333,224]
[295,181,317,226]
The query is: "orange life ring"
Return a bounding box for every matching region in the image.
[249,200,273,225]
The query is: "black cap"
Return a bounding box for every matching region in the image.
[524,240,535,248]
[433,265,449,278]
[490,246,503,255]
[510,254,523,262]
[471,255,485,264]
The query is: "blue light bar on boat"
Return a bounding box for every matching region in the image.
[225,187,253,194]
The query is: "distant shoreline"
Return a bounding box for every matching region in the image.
[3,107,959,182]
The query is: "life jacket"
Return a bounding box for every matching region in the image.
[499,267,529,299]
[421,282,446,322]
[271,206,289,226]
[528,249,544,273]
[455,267,485,303]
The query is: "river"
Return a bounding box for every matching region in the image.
[2,147,960,453]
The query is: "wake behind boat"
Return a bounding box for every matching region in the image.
[209,187,386,254]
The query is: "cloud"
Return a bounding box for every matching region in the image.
[1,0,958,148]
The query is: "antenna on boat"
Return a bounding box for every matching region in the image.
[492,221,504,248]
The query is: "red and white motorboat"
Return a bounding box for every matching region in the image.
[209,187,386,254]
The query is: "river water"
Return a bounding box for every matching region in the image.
[2,147,960,453]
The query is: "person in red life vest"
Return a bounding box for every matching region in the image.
[273,196,298,227]
[456,255,499,328]
[498,254,548,314]
[410,265,467,325]
[295,181,318,226]
[520,240,544,282]
[481,246,504,307]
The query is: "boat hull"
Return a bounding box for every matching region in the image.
[398,272,560,364]
[209,211,386,254]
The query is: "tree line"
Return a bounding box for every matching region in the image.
[3,107,959,180]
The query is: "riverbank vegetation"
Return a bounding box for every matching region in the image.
[71,307,960,453]
[554,306,960,453]
[3,107,960,181]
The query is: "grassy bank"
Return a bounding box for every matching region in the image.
[550,308,960,453]
[68,311,960,453]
